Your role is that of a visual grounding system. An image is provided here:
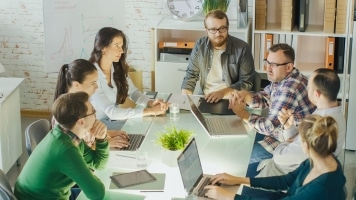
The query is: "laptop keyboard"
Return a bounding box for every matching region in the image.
[206,118,231,133]
[120,134,145,151]
[197,177,211,197]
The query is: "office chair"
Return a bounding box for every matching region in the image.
[25,119,51,156]
[252,72,262,92]
[0,169,16,200]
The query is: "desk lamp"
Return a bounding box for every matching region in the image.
[0,62,4,98]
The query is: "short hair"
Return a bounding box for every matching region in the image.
[52,92,89,130]
[204,10,229,28]
[312,68,340,101]
[269,43,295,62]
[299,114,338,158]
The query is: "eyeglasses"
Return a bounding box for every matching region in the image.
[206,26,228,34]
[81,108,96,119]
[263,59,292,68]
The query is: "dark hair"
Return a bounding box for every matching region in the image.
[54,59,97,101]
[269,43,295,63]
[89,27,129,104]
[204,9,230,28]
[313,68,340,101]
[299,114,338,158]
[52,92,89,130]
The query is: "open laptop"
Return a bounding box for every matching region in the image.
[187,95,247,137]
[111,117,155,151]
[177,138,238,199]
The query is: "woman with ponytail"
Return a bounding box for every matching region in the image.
[53,59,130,149]
[203,114,346,200]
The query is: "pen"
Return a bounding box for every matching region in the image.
[115,154,135,159]
[140,190,164,192]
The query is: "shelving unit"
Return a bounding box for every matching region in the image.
[251,0,353,101]
[154,17,251,93]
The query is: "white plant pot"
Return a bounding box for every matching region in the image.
[161,149,183,167]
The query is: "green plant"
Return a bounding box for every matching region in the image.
[202,0,231,15]
[156,126,193,151]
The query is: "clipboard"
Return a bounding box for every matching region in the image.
[110,170,156,188]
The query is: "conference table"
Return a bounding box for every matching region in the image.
[77,95,257,200]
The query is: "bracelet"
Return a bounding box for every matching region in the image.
[96,135,108,143]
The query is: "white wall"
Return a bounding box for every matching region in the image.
[0,0,252,111]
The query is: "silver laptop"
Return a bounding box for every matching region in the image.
[187,95,247,137]
[111,116,155,151]
[177,138,238,199]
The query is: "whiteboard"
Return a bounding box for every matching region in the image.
[44,0,125,73]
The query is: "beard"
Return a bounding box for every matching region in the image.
[209,35,228,48]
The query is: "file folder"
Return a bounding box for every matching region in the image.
[334,37,345,73]
[325,37,335,70]
[158,41,194,49]
[296,0,309,32]
[264,34,273,59]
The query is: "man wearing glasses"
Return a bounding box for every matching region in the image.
[181,9,256,103]
[229,43,316,177]
[14,92,109,200]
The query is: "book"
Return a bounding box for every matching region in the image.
[334,37,345,73]
[296,0,309,32]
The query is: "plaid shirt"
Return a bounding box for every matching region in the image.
[248,68,316,140]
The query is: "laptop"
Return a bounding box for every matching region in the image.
[111,117,155,151]
[186,95,247,137]
[177,138,238,199]
[198,98,235,115]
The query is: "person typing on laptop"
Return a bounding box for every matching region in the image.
[204,115,346,200]
[181,10,256,103]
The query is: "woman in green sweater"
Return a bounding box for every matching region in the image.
[204,114,346,200]
[14,92,109,200]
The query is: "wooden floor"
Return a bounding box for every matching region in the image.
[6,116,356,199]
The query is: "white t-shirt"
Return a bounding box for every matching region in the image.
[203,49,227,94]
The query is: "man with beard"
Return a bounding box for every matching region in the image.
[181,9,256,103]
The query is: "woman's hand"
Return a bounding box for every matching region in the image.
[107,130,130,148]
[148,99,168,110]
[210,173,242,186]
[204,185,235,200]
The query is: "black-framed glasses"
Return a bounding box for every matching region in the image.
[207,26,228,34]
[263,59,292,68]
[81,108,96,119]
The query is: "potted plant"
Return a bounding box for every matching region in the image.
[202,0,231,15]
[156,126,193,167]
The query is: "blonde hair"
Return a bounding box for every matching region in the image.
[298,114,338,157]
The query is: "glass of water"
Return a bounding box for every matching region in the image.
[136,150,148,169]
[169,103,180,120]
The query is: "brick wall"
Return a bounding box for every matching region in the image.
[0,0,251,111]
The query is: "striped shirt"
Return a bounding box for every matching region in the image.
[248,68,316,140]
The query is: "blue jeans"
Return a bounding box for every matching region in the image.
[69,188,81,200]
[246,133,273,177]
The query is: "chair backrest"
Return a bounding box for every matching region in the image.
[25,119,51,156]
[252,71,262,92]
[0,169,16,200]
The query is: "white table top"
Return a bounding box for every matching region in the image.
[77,111,256,200]
[0,77,24,106]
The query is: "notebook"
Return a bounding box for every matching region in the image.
[198,98,235,115]
[187,95,247,137]
[112,117,155,151]
[177,138,238,199]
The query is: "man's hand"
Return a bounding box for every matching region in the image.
[277,108,294,130]
[90,120,107,140]
[181,89,193,95]
[205,91,225,103]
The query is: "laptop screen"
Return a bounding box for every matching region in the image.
[187,95,209,130]
[177,138,204,193]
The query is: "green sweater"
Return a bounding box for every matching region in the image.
[14,125,109,200]
[235,158,346,200]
